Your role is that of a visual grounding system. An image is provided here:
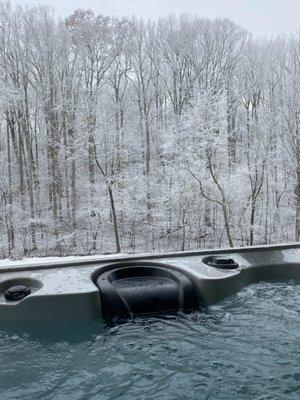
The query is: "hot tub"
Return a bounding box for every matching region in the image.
[0,243,299,322]
[0,244,299,400]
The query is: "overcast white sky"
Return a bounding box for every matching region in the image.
[10,0,300,37]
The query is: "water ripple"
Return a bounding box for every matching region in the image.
[0,281,299,400]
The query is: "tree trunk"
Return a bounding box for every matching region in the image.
[108,185,121,253]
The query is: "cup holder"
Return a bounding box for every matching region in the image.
[202,256,239,270]
[0,278,42,302]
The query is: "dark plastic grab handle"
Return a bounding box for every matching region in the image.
[96,264,198,324]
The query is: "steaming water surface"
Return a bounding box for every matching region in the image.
[0,281,299,400]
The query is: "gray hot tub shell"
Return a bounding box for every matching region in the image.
[0,243,299,322]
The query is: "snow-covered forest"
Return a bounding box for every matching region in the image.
[0,2,299,258]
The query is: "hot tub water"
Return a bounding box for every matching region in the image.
[0,281,299,400]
